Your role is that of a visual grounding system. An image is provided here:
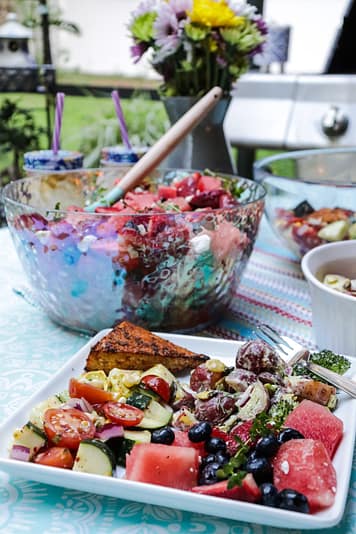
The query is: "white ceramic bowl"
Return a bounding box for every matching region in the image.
[301,240,356,355]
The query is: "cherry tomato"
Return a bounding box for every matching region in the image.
[69,378,114,404]
[43,408,96,449]
[141,375,171,403]
[34,446,74,469]
[102,402,144,427]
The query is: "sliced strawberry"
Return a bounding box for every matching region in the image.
[124,192,158,211]
[225,421,254,455]
[161,196,191,212]
[197,175,222,192]
[191,474,261,503]
[157,185,177,199]
[175,174,200,196]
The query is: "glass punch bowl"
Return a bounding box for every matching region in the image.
[2,167,265,334]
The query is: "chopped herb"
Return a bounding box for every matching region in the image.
[293,350,351,381]
[216,436,249,488]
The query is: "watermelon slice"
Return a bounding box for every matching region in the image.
[191,474,261,503]
[284,399,343,458]
[125,443,199,490]
[273,439,337,512]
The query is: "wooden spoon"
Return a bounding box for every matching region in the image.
[85,86,223,211]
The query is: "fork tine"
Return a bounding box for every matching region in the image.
[254,327,289,356]
[258,324,294,350]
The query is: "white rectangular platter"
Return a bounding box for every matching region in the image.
[0,331,355,530]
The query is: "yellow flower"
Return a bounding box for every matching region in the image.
[189,0,245,28]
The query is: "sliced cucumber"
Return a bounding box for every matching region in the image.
[12,422,47,458]
[73,439,115,476]
[126,390,152,410]
[123,429,151,443]
[109,429,151,466]
[137,399,173,429]
[29,396,63,429]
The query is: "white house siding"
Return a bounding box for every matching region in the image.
[56,0,351,77]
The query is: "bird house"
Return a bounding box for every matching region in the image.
[0,12,38,90]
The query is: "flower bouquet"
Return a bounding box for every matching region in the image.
[129,0,268,97]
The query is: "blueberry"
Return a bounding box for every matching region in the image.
[205,437,227,454]
[293,200,314,217]
[201,453,216,466]
[198,462,221,485]
[278,428,305,444]
[188,422,212,443]
[255,434,280,458]
[247,449,259,462]
[151,426,175,445]
[245,456,273,485]
[260,483,280,507]
[215,450,230,465]
[278,488,310,514]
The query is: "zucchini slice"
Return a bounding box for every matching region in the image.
[12,422,47,458]
[73,439,115,476]
[137,400,173,429]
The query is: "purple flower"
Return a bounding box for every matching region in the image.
[153,4,181,60]
[217,55,228,67]
[130,42,149,63]
[228,0,257,19]
[168,0,192,18]
[131,0,157,19]
[255,15,268,35]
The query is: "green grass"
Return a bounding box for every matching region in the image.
[0,90,286,176]
[0,92,168,171]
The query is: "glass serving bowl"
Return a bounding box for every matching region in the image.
[2,167,265,335]
[254,148,356,258]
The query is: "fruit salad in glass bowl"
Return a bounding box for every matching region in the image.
[2,167,265,334]
[254,148,356,258]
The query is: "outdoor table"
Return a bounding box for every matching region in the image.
[0,219,355,534]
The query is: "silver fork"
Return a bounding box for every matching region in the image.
[255,323,356,399]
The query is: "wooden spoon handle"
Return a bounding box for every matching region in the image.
[86,86,223,211]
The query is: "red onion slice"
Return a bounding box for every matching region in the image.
[64,397,94,413]
[95,423,124,440]
[10,444,31,462]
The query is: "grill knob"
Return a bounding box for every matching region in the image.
[321,106,349,137]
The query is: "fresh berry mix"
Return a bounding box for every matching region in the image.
[8,171,264,333]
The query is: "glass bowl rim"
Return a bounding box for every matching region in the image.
[253,147,356,186]
[1,168,266,217]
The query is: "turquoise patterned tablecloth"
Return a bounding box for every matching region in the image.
[0,221,355,534]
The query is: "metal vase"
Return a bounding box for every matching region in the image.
[162,97,236,174]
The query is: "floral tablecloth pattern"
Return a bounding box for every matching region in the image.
[0,221,355,534]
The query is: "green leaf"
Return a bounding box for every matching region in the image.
[185,23,209,41]
[130,13,157,42]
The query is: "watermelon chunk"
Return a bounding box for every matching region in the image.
[284,400,343,458]
[125,443,199,490]
[191,474,261,503]
[273,439,337,512]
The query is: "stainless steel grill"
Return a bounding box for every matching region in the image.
[224,73,356,174]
